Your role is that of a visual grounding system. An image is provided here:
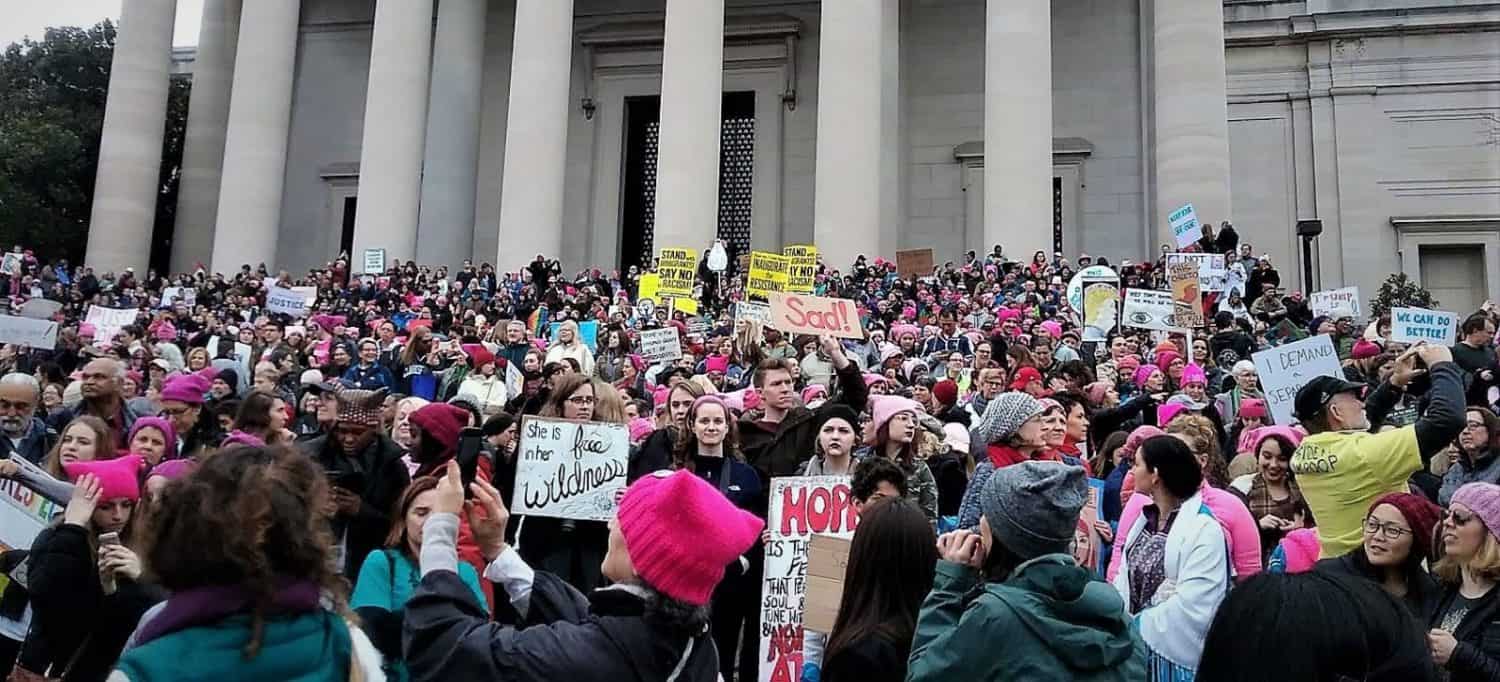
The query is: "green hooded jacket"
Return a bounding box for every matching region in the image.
[908,556,1145,681]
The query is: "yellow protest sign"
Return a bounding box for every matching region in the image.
[656,248,698,298]
[637,273,661,303]
[747,251,791,299]
[674,298,699,315]
[783,245,817,294]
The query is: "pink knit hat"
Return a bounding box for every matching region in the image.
[1452,482,1500,542]
[1274,528,1321,574]
[628,417,656,443]
[1133,364,1161,390]
[160,373,211,405]
[1155,350,1181,373]
[705,355,730,374]
[63,454,145,502]
[1158,402,1189,426]
[616,470,764,605]
[801,384,828,405]
[1181,363,1207,387]
[868,395,922,436]
[148,458,196,482]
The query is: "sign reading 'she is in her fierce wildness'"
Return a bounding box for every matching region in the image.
[758,476,859,682]
[512,417,628,522]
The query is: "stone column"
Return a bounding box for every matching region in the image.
[85,0,178,274]
[984,0,1052,261]
[209,0,300,272]
[171,0,240,273]
[651,0,725,255]
[814,0,893,269]
[417,0,487,269]
[495,0,574,273]
[351,0,435,266]
[1152,0,1231,249]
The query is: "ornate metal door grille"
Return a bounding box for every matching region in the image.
[1053,176,1064,256]
[620,92,756,270]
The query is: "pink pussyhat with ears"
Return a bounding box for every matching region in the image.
[1181,363,1207,387]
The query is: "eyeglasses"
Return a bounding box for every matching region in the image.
[1446,510,1477,527]
[1466,422,1487,431]
[1363,518,1412,540]
[159,406,193,417]
[566,395,597,407]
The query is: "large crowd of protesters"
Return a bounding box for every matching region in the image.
[0,220,1498,681]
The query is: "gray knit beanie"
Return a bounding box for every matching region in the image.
[979,461,1088,560]
[972,391,1047,446]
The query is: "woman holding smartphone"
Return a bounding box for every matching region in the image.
[17,456,161,681]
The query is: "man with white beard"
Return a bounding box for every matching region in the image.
[0,373,55,464]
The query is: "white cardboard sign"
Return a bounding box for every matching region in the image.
[266,286,310,317]
[1309,286,1362,320]
[735,301,773,326]
[1252,334,1343,425]
[1122,289,1179,332]
[1166,253,1228,293]
[0,315,58,349]
[638,327,682,363]
[1170,203,1202,248]
[1391,306,1459,346]
[85,306,136,347]
[512,417,629,522]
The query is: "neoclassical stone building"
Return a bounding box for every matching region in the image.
[87,1,1499,311]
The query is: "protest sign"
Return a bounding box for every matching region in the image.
[633,299,656,320]
[759,476,859,682]
[1081,283,1120,342]
[1391,306,1459,345]
[0,253,20,277]
[1168,261,1203,328]
[266,286,310,317]
[159,286,197,309]
[1169,203,1202,248]
[85,306,136,347]
[0,315,58,349]
[656,248,698,297]
[637,273,661,303]
[673,297,700,316]
[896,249,934,280]
[1075,479,1107,577]
[1166,253,1228,292]
[548,320,599,349]
[362,248,386,274]
[512,417,629,522]
[1309,287,1362,319]
[1123,289,1178,331]
[736,301,773,326]
[638,327,682,363]
[0,458,60,551]
[1066,265,1119,313]
[768,293,863,339]
[803,534,851,633]
[1252,334,1342,425]
[747,252,791,299]
[16,298,61,321]
[783,245,817,294]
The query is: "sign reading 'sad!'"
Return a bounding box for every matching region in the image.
[767,293,863,339]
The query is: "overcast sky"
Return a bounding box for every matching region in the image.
[1,0,204,51]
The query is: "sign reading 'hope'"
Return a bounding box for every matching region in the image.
[768,293,863,339]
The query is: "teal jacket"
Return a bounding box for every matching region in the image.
[113,611,358,682]
[908,556,1145,681]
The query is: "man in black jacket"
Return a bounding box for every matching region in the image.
[298,387,410,577]
[739,335,869,487]
[1209,311,1256,368]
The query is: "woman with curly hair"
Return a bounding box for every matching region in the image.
[671,395,762,681]
[112,445,383,680]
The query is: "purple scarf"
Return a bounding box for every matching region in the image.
[134,579,321,647]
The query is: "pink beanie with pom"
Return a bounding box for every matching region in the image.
[616,470,764,605]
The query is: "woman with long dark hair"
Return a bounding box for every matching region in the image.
[671,395,762,682]
[909,461,1144,680]
[823,498,936,682]
[352,477,486,680]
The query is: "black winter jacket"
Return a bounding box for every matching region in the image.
[404,569,720,682]
[738,361,868,509]
[299,433,412,577]
[1429,582,1500,682]
[18,525,162,682]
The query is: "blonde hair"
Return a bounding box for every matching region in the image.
[1435,531,1500,584]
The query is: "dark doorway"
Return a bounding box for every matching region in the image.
[619,91,757,271]
[340,197,358,257]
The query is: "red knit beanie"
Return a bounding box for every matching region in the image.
[1369,492,1441,562]
[616,470,764,605]
[408,403,469,454]
[932,380,959,407]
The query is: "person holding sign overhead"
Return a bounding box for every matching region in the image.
[404,460,762,681]
[1290,343,1465,559]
